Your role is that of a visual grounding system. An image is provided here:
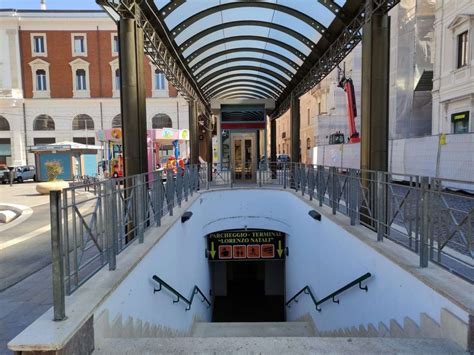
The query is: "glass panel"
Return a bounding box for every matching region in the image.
[453,119,469,134]
[244,138,252,180]
[234,139,242,180]
[34,36,44,53]
[74,36,85,53]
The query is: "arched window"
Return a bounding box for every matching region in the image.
[36,69,47,91]
[72,114,94,130]
[306,137,311,149]
[152,113,172,129]
[76,69,87,90]
[33,114,55,131]
[154,69,166,90]
[115,69,120,90]
[112,114,121,128]
[0,116,10,131]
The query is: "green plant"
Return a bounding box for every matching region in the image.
[44,160,63,181]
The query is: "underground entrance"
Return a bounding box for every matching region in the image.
[207,229,286,322]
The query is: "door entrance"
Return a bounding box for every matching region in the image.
[231,133,256,182]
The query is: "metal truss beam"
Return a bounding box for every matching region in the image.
[195,57,294,82]
[210,85,279,100]
[220,94,262,100]
[185,35,308,63]
[203,73,286,94]
[199,65,290,87]
[160,0,186,18]
[170,2,329,40]
[98,0,210,115]
[206,80,283,98]
[218,91,266,99]
[216,88,274,99]
[270,0,400,119]
[190,47,300,72]
[177,20,316,51]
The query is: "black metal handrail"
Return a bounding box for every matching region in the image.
[152,275,211,311]
[286,272,371,312]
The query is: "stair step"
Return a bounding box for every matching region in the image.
[191,321,315,337]
[94,336,465,354]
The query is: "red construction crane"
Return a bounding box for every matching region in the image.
[337,67,360,144]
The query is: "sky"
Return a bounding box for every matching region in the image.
[0,0,101,10]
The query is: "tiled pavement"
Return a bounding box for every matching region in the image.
[0,265,52,355]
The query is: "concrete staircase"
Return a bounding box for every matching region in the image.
[93,311,466,354]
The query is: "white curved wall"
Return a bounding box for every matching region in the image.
[96,189,468,334]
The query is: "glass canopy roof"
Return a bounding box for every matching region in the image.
[152,0,350,100]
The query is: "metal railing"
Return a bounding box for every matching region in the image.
[49,162,474,320]
[152,275,211,311]
[286,273,372,312]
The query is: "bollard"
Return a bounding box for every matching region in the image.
[50,190,66,321]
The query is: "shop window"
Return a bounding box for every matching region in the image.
[457,31,469,69]
[73,137,95,145]
[452,111,469,134]
[72,114,94,130]
[33,114,55,131]
[0,116,10,131]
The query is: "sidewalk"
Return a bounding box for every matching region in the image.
[0,265,52,355]
[0,182,51,208]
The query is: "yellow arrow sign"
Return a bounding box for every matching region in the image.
[277,240,284,257]
[210,242,216,259]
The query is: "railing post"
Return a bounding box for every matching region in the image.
[283,163,287,189]
[207,163,211,190]
[136,175,145,243]
[349,169,358,226]
[330,167,337,215]
[376,171,387,241]
[50,190,66,321]
[105,180,117,270]
[156,171,163,226]
[317,165,324,207]
[420,176,430,267]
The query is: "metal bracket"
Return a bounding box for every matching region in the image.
[358,281,368,292]
[153,284,162,293]
[332,296,339,304]
[173,295,180,303]
[316,304,322,312]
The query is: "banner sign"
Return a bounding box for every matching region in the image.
[207,229,285,261]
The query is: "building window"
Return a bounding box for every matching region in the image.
[112,114,121,128]
[33,114,55,131]
[36,69,47,91]
[0,116,10,131]
[457,31,469,69]
[31,34,46,55]
[33,137,55,145]
[307,108,310,125]
[72,34,87,56]
[112,34,119,56]
[152,113,172,129]
[306,137,311,149]
[154,70,166,90]
[76,69,87,90]
[452,111,469,134]
[115,69,120,90]
[73,137,95,145]
[72,114,94,130]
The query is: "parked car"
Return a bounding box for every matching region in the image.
[11,165,37,183]
[277,154,290,168]
[0,164,9,184]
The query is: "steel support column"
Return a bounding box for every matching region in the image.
[270,118,277,178]
[360,2,390,172]
[189,100,199,164]
[290,93,300,163]
[119,18,147,176]
[207,116,213,181]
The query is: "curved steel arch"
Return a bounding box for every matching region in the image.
[214,87,275,100]
[160,0,186,18]
[203,73,286,93]
[208,84,278,100]
[219,94,263,100]
[190,47,300,72]
[195,57,294,81]
[206,80,282,97]
[216,91,267,99]
[179,20,315,51]
[170,2,328,39]
[199,65,290,87]
[185,36,307,63]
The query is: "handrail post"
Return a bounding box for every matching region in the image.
[50,190,66,321]
[330,167,337,215]
[420,176,430,267]
[317,165,324,207]
[349,169,358,226]
[136,174,145,244]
